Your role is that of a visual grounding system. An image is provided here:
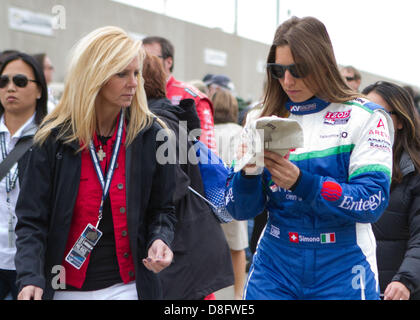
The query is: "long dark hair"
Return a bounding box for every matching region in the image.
[362,81,420,185]
[0,52,48,125]
[262,16,360,118]
[142,52,167,100]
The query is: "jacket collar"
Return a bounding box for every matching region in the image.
[286,97,331,115]
[400,151,415,176]
[148,98,200,132]
[0,112,37,138]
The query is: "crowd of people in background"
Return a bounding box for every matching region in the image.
[1,14,420,300]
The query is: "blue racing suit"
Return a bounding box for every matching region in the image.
[225,97,394,300]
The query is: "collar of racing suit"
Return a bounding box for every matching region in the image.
[285,96,331,115]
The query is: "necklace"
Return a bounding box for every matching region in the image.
[97,145,106,162]
[96,115,119,162]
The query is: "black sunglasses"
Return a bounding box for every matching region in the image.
[345,76,356,82]
[267,63,308,79]
[0,74,39,89]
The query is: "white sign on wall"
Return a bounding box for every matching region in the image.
[204,48,227,67]
[8,7,54,36]
[128,32,148,41]
[257,59,266,74]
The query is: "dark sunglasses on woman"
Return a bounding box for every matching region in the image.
[267,63,308,79]
[0,74,39,88]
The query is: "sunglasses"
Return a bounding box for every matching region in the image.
[267,63,308,79]
[345,76,357,82]
[0,74,39,89]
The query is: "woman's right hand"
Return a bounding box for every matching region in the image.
[18,285,43,300]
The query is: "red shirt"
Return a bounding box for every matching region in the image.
[62,121,135,289]
[166,75,217,152]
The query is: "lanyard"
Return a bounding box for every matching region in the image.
[0,132,19,247]
[88,111,124,228]
[0,132,19,195]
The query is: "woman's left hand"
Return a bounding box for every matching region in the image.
[142,239,174,273]
[384,281,410,300]
[264,150,300,190]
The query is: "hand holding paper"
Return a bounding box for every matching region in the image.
[234,116,304,173]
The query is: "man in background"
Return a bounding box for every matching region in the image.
[142,36,216,152]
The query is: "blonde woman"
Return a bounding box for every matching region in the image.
[14,26,176,300]
[226,16,394,300]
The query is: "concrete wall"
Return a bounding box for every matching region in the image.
[1,0,416,102]
[0,0,269,101]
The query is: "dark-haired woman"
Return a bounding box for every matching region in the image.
[225,16,393,300]
[0,52,48,299]
[363,81,420,300]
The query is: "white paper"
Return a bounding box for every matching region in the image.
[234,116,304,172]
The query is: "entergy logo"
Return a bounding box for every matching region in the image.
[338,190,384,211]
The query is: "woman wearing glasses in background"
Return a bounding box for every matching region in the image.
[363,81,420,300]
[226,16,393,300]
[0,52,48,299]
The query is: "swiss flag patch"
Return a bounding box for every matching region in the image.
[289,232,299,243]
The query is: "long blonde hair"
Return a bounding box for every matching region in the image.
[262,16,361,118]
[35,26,154,149]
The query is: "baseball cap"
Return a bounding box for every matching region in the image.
[205,74,235,91]
[202,73,214,83]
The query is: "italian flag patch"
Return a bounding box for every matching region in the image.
[321,233,335,244]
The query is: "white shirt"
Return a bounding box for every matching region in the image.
[0,113,36,270]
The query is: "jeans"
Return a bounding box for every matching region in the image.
[0,269,18,300]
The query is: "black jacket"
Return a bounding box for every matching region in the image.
[373,152,420,299]
[14,119,177,300]
[149,98,234,299]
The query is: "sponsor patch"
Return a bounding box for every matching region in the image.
[324,110,352,125]
[290,103,317,112]
[170,95,182,105]
[368,137,392,152]
[338,190,384,212]
[268,179,279,193]
[225,188,234,205]
[369,129,390,140]
[321,181,342,202]
[269,183,279,193]
[184,87,198,97]
[320,131,348,139]
[368,128,392,152]
[287,232,336,244]
[270,225,280,238]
